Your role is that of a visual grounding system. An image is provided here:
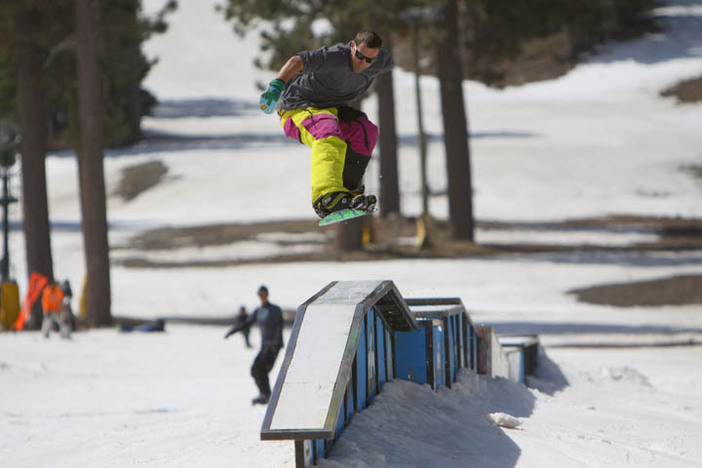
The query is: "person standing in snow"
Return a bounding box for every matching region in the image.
[224,285,284,405]
[60,279,76,333]
[258,30,393,218]
[41,282,71,339]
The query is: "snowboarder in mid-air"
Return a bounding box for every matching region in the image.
[258,30,394,221]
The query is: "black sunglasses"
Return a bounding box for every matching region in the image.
[354,45,377,64]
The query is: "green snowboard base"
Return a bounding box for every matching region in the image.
[319,209,370,226]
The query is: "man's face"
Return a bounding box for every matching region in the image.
[351,41,379,73]
[258,290,268,303]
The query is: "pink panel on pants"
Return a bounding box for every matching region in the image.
[283,117,301,141]
[340,115,378,157]
[301,113,344,141]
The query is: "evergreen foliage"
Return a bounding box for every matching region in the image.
[221,0,659,86]
[460,0,659,85]
[220,0,415,81]
[0,0,176,148]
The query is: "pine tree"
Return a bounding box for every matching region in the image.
[436,0,474,240]
[12,5,55,328]
[0,0,175,327]
[75,0,112,327]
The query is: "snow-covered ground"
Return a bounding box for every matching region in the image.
[2,0,702,466]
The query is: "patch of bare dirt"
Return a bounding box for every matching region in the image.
[127,219,320,250]
[114,160,168,201]
[661,76,702,104]
[569,275,702,307]
[476,33,576,88]
[113,215,702,307]
[115,215,702,265]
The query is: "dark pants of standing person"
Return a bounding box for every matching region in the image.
[251,345,281,398]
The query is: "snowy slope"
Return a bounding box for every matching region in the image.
[1,0,701,467]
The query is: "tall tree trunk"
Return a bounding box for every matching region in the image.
[336,93,364,252]
[436,0,475,241]
[335,217,364,251]
[75,0,112,326]
[376,71,400,217]
[14,8,55,329]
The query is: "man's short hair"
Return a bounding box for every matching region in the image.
[258,285,268,294]
[354,31,382,49]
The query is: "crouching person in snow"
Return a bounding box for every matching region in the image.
[41,282,71,339]
[224,285,284,405]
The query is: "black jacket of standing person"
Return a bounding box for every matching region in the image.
[225,296,283,349]
[224,285,284,405]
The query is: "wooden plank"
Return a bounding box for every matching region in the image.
[269,303,356,431]
[262,280,418,441]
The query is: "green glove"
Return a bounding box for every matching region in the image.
[259,79,285,114]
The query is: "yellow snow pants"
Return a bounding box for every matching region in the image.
[279,107,377,204]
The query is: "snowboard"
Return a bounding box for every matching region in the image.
[319,208,370,226]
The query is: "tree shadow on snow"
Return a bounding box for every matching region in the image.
[492,321,702,337]
[149,98,259,118]
[104,129,293,157]
[9,219,152,233]
[397,129,538,148]
[489,250,702,268]
[108,98,292,157]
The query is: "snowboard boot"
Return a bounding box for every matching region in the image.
[313,191,377,218]
[351,194,377,212]
[313,191,353,218]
